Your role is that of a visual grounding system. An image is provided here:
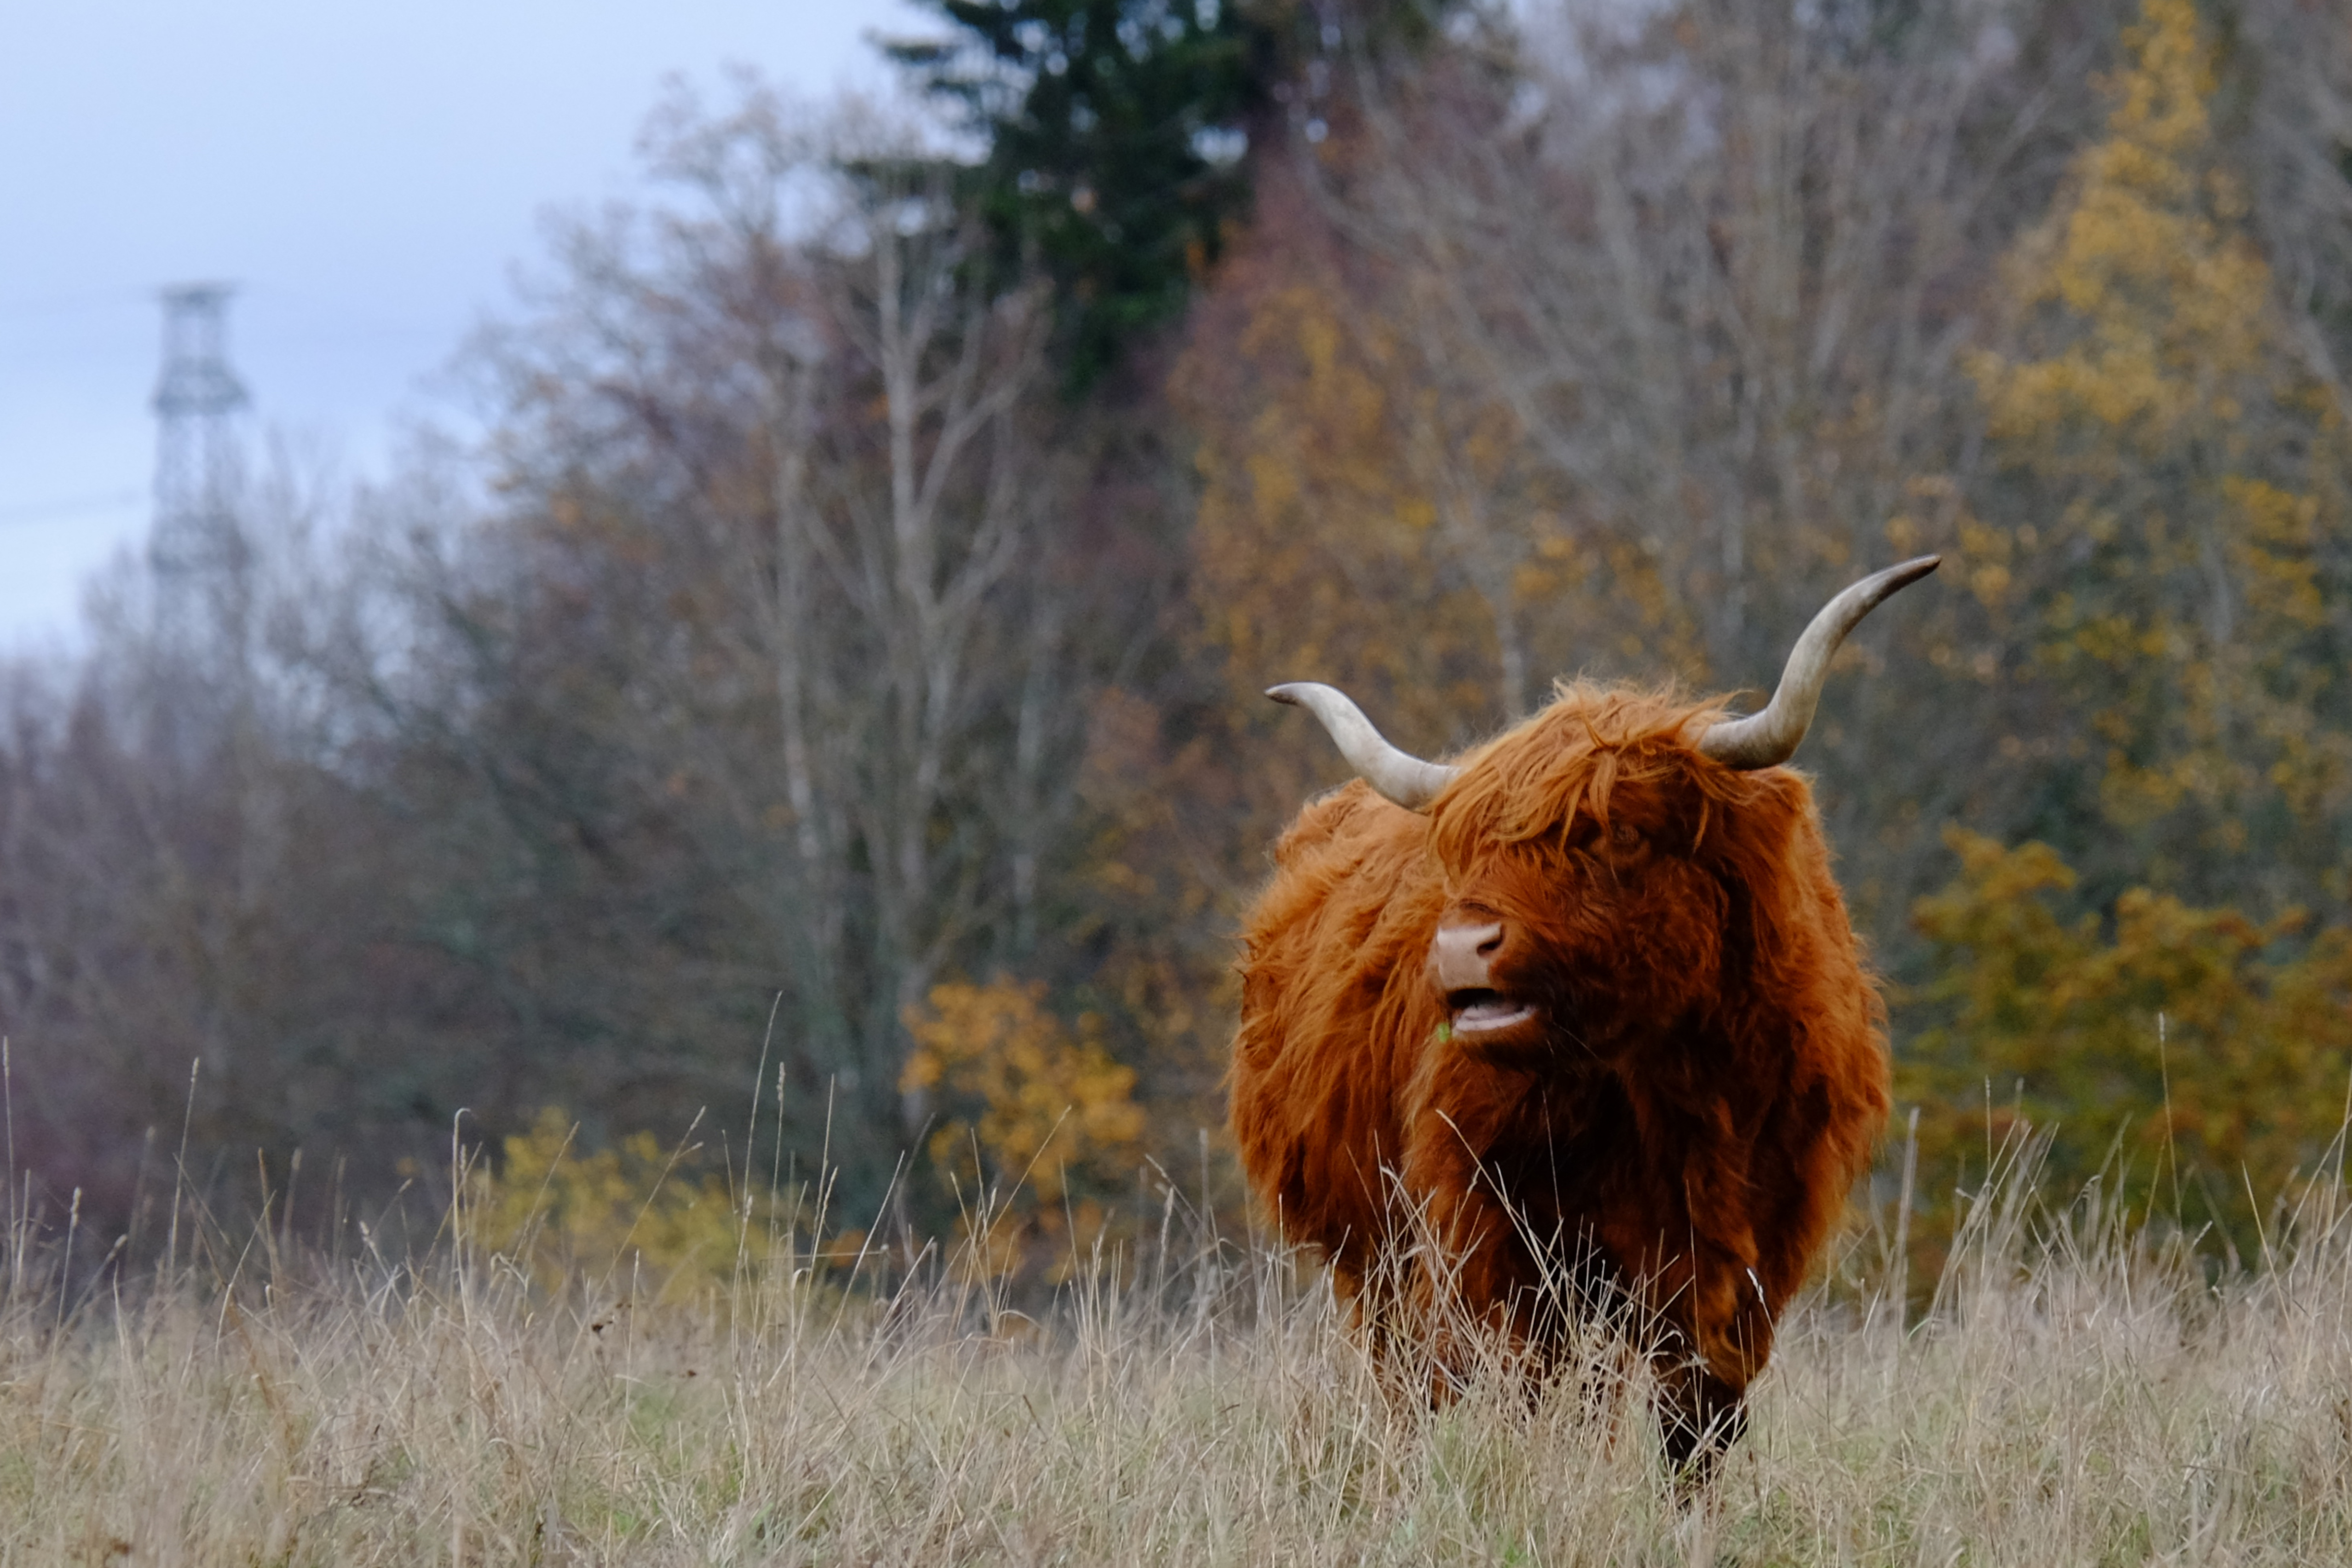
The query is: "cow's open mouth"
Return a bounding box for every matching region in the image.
[1448,990,1538,1034]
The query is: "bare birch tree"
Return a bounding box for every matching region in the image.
[392,84,1077,1191]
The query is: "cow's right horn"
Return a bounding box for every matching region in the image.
[1268,682,1458,812]
[1698,555,1941,771]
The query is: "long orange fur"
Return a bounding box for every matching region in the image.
[1232,683,1889,1463]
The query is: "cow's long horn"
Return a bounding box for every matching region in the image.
[1698,555,1941,771]
[1267,682,1459,812]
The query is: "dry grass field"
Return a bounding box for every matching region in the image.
[5,1142,2352,1567]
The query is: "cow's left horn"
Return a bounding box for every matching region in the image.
[1699,556,1941,771]
[1268,683,1458,812]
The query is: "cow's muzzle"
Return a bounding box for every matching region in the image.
[1429,920,1537,1035]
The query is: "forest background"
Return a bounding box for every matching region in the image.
[4,0,2351,1282]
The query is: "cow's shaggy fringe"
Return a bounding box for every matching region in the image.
[6,1136,2352,1565]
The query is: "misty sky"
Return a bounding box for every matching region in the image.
[0,0,930,650]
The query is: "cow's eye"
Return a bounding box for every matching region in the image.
[1612,821,1641,849]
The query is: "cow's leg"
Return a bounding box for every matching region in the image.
[1590,1225,1760,1482]
[1401,1187,1524,1398]
[1336,1262,1438,1404]
[1386,1159,1544,1397]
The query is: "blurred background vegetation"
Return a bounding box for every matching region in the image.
[3,0,2351,1281]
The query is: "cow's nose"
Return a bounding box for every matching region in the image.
[1430,920,1505,993]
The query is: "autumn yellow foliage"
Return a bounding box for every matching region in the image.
[1178,278,1504,727]
[1965,0,2352,884]
[901,977,1147,1276]
[1972,0,2270,455]
[465,1108,751,1298]
[1900,829,2352,1267]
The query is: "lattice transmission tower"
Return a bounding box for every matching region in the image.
[150,282,250,581]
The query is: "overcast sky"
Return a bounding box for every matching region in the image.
[0,0,929,651]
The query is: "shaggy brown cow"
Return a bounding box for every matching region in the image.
[1232,558,1936,1467]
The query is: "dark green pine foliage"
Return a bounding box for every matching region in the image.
[888,0,1273,387]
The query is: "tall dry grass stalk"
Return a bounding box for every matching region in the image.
[5,1130,2352,1565]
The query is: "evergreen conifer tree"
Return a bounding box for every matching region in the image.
[887,0,1274,386]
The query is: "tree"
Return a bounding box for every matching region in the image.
[380,85,1095,1211]
[887,0,1274,385]
[1901,828,2352,1267]
[901,976,1145,1275]
[1966,0,2352,912]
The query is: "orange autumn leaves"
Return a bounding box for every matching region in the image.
[901,977,1146,1276]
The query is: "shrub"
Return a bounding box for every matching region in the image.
[901,977,1147,1277]
[1900,827,2352,1268]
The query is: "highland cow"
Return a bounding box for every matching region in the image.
[1231,558,1937,1468]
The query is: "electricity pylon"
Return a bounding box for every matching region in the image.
[150,283,249,581]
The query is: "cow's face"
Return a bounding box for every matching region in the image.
[1272,559,1935,1070]
[1424,744,1734,1062]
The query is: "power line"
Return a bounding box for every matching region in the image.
[0,286,152,321]
[0,489,144,528]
